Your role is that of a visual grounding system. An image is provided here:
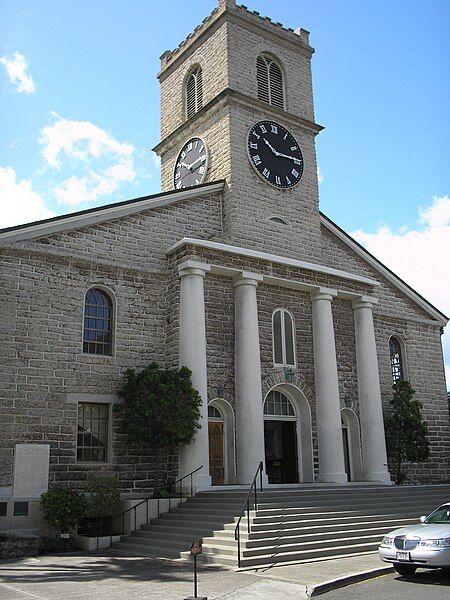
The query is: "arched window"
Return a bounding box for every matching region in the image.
[272,309,296,366]
[257,54,284,109]
[208,405,222,420]
[83,288,113,355]
[389,336,404,383]
[186,66,203,119]
[264,390,295,417]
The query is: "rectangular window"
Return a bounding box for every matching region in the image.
[13,501,28,516]
[0,502,7,517]
[77,402,109,462]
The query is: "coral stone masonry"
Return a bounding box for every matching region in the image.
[0,0,448,532]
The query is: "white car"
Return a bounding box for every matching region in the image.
[379,502,450,576]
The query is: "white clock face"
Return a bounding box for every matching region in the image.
[173,137,209,189]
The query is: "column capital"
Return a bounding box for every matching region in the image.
[178,260,211,278]
[352,295,378,310]
[310,287,337,302]
[233,271,264,288]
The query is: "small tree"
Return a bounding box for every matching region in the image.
[384,380,430,484]
[116,363,202,450]
[40,488,88,535]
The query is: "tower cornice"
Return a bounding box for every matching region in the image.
[153,87,323,156]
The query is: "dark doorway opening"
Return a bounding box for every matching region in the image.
[264,420,299,484]
[342,426,352,481]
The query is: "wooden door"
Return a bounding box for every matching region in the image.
[209,421,224,485]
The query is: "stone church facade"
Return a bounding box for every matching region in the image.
[1,0,448,501]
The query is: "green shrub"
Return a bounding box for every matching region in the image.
[85,476,121,518]
[116,363,202,450]
[40,488,88,535]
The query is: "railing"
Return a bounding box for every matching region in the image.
[113,465,204,539]
[234,461,264,568]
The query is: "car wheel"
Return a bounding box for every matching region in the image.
[393,563,417,576]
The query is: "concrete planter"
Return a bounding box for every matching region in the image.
[77,534,122,551]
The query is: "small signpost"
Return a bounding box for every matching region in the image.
[183,539,207,600]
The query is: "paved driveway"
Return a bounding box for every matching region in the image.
[0,552,260,600]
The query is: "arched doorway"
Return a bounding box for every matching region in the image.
[263,385,313,483]
[341,408,363,481]
[208,399,236,485]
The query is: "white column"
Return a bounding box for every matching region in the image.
[310,289,347,483]
[178,260,211,491]
[352,296,391,484]
[234,272,268,485]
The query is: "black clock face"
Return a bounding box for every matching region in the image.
[174,137,209,189]
[247,121,304,188]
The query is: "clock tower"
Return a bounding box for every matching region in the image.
[153,0,324,262]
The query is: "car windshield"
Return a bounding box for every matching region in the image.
[424,505,450,524]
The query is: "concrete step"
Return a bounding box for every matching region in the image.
[112,484,450,570]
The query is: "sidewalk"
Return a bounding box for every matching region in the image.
[0,550,393,600]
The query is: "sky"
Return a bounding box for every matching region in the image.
[0,0,449,386]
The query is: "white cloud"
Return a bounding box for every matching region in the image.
[0,166,53,228]
[351,195,450,389]
[40,118,133,169]
[317,166,324,185]
[0,52,35,94]
[39,116,136,206]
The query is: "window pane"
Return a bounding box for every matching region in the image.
[83,288,113,355]
[273,310,283,364]
[389,337,404,383]
[284,313,295,365]
[77,403,109,462]
[264,391,295,417]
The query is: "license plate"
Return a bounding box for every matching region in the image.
[396,551,410,561]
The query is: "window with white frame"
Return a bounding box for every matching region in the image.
[256,54,284,109]
[77,402,109,462]
[186,66,203,119]
[272,308,296,366]
[83,288,113,356]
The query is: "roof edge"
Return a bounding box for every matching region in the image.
[0,181,225,243]
[320,212,448,325]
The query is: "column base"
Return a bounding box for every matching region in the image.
[364,471,393,485]
[237,472,269,487]
[318,472,348,484]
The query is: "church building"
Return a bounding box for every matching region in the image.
[0,0,448,504]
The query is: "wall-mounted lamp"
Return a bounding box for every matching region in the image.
[217,384,225,398]
[284,368,295,383]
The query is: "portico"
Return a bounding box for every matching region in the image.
[173,239,391,490]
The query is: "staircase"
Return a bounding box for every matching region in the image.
[113,484,450,569]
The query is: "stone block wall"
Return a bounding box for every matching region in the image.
[0,194,222,493]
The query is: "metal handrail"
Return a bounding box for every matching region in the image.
[113,465,204,538]
[234,461,264,568]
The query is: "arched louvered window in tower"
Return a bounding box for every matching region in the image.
[257,54,284,109]
[186,66,203,119]
[389,336,405,383]
[83,288,113,356]
[272,309,296,366]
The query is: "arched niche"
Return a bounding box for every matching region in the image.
[341,408,363,481]
[208,398,236,485]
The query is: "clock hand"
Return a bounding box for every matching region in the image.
[185,155,206,170]
[276,151,302,164]
[262,138,279,155]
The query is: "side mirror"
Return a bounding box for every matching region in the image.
[419,516,426,523]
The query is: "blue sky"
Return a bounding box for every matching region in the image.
[1,0,449,385]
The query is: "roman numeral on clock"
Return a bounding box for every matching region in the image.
[252,155,261,165]
[262,168,270,179]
